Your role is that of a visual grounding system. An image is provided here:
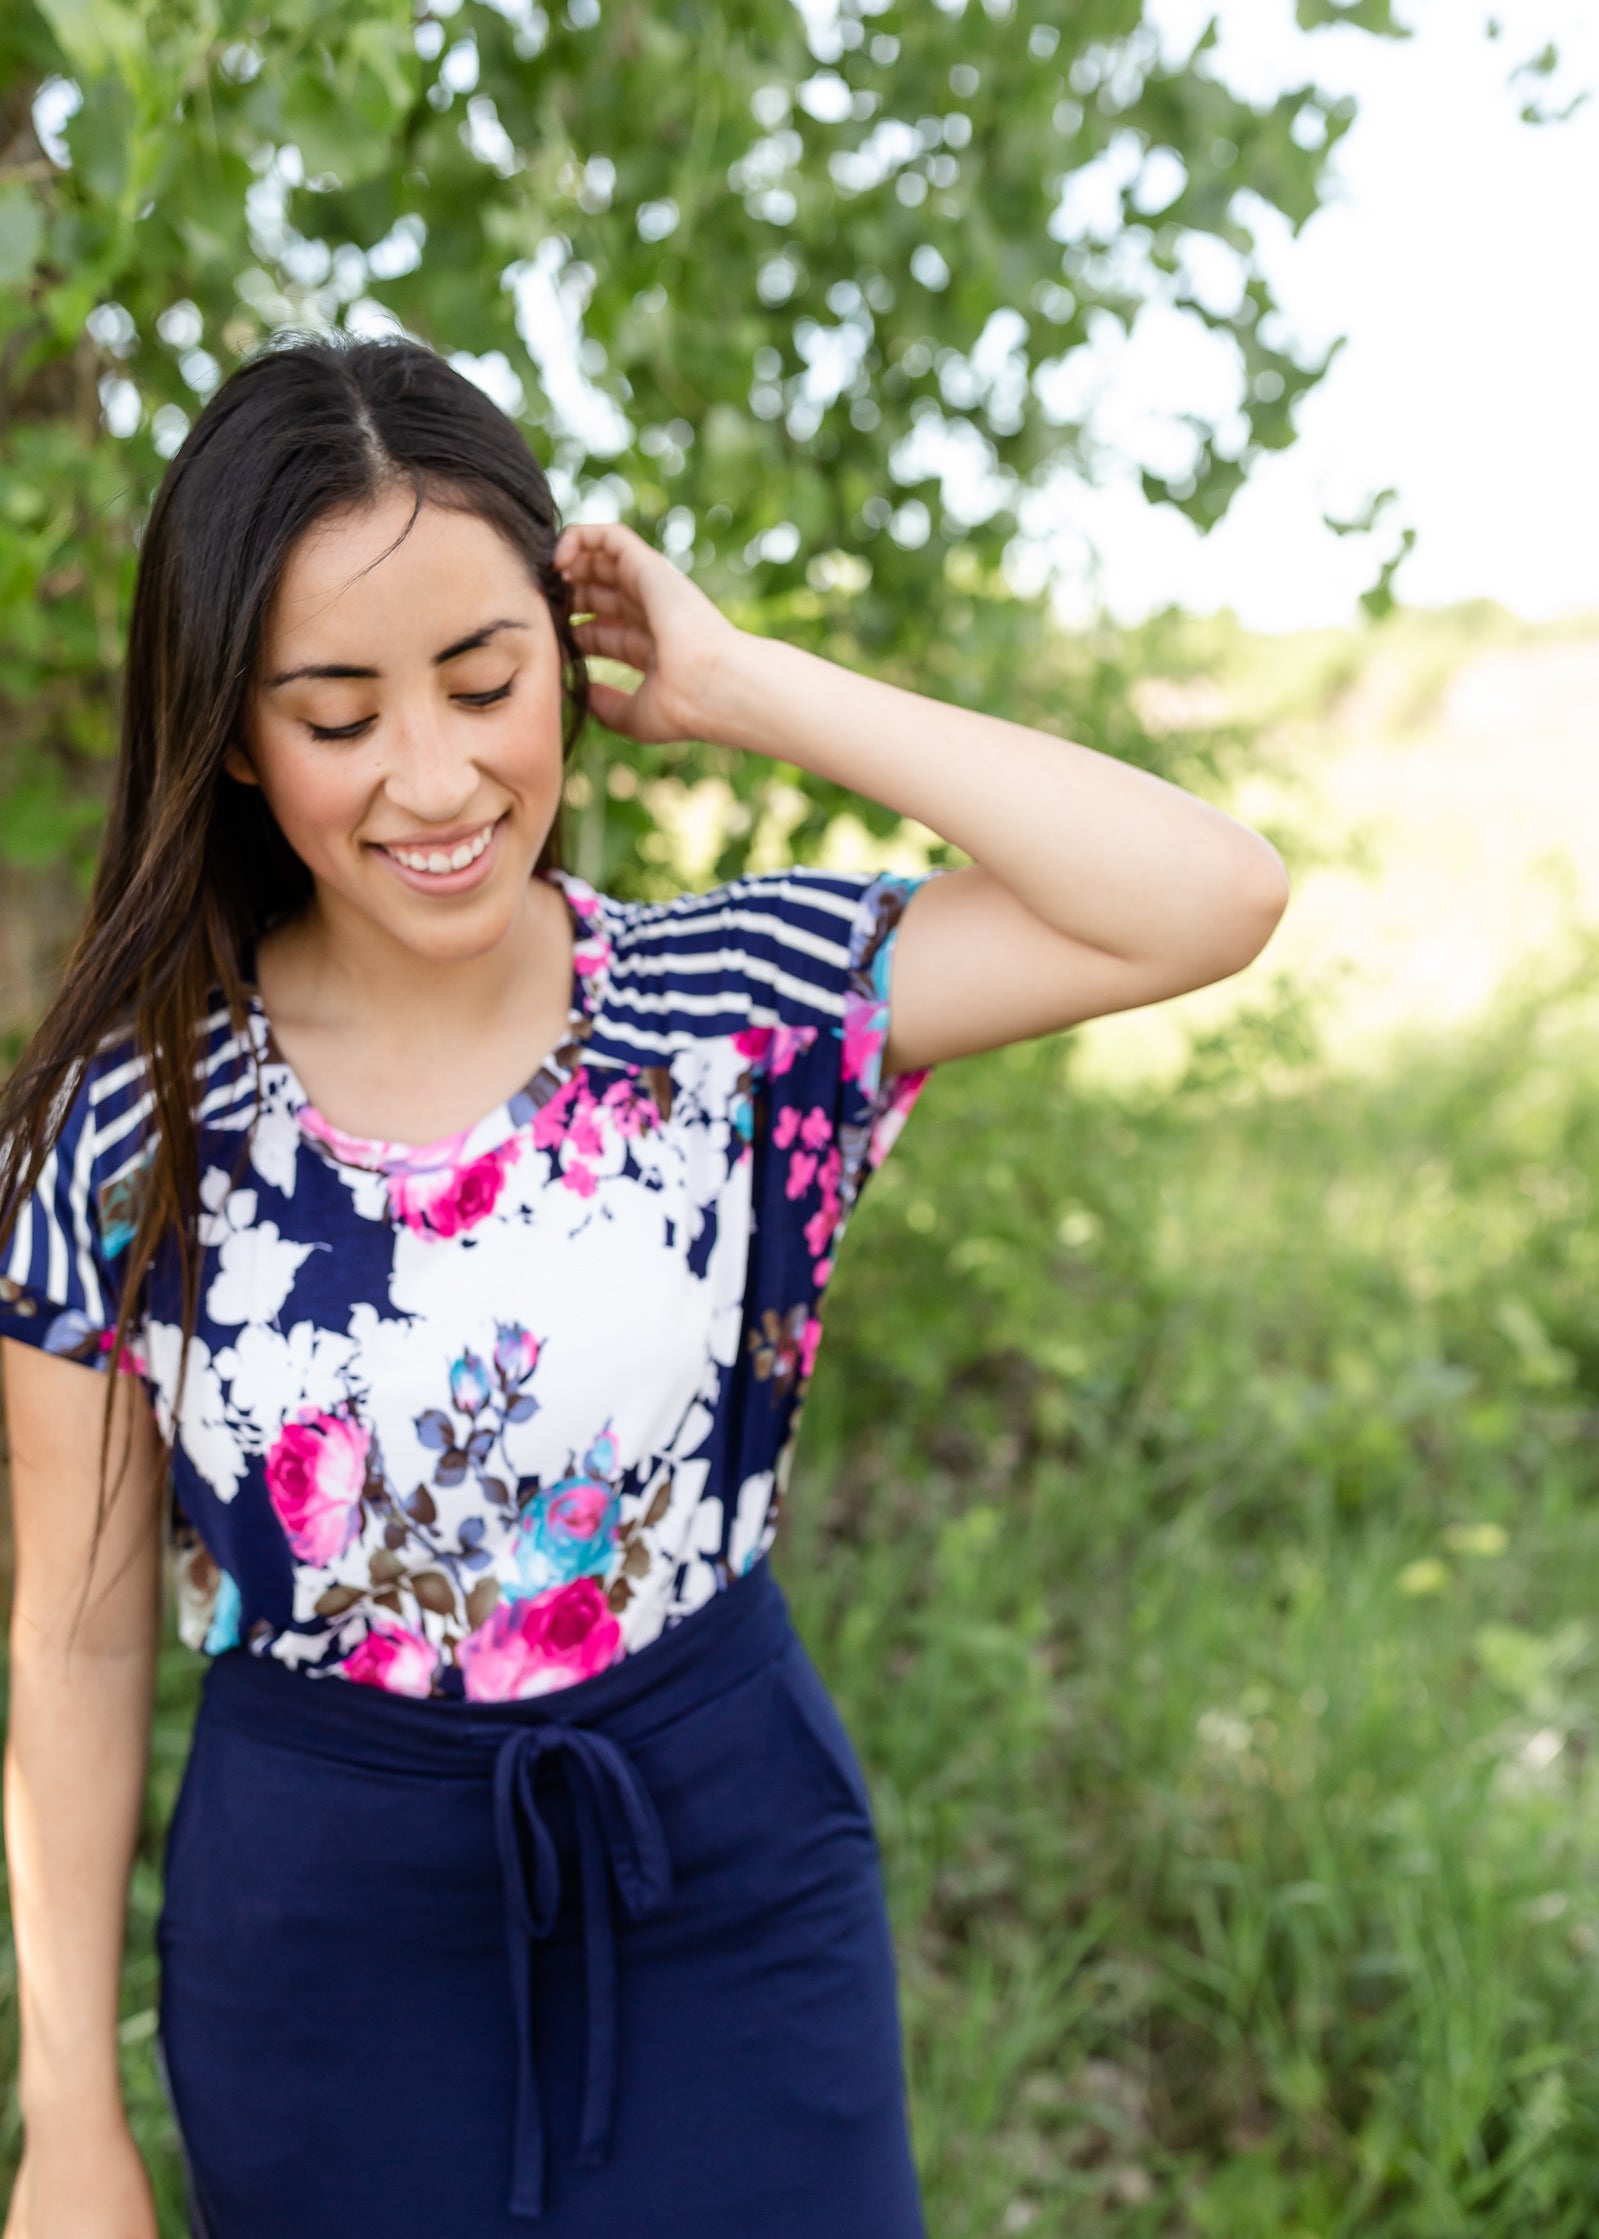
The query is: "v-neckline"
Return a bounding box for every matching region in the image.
[246,867,611,1176]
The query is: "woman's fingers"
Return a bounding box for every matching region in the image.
[584,674,664,742]
[554,520,647,590]
[572,618,656,671]
[560,578,637,623]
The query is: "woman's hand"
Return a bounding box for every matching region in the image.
[552,521,742,746]
[4,2121,160,2239]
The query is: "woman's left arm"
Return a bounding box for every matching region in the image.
[554,523,1291,1075]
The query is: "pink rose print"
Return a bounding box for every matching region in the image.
[98,1327,149,1377]
[869,1068,931,1169]
[786,1150,818,1199]
[799,1105,831,1150]
[532,1076,581,1150]
[531,1075,628,1195]
[773,1104,800,1149]
[494,1322,541,1385]
[547,1482,614,1540]
[799,1315,824,1379]
[265,1409,370,1566]
[771,1024,817,1077]
[569,888,612,985]
[600,1078,654,1139]
[388,1142,519,1239]
[568,1104,604,1159]
[803,1146,845,1263]
[732,1024,818,1077]
[842,991,890,1088]
[458,1579,622,1702]
[342,1616,438,1698]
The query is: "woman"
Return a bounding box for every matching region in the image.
[0,332,1288,2238]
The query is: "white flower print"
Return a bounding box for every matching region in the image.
[199,1168,315,1328]
[142,1321,247,1502]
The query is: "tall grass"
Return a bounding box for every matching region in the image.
[8,912,1599,2234]
[786,942,1599,2234]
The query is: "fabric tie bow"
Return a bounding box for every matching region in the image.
[475,1718,675,2219]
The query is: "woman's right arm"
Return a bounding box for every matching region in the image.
[3,1337,167,2239]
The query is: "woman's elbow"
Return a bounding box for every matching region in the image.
[1204,831,1292,982]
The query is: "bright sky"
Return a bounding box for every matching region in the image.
[1022,0,1599,632]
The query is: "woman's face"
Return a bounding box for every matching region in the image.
[233,487,568,965]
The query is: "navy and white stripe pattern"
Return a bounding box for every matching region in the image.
[0,863,944,1702]
[584,871,897,1063]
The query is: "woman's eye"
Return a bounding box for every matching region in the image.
[306,680,515,743]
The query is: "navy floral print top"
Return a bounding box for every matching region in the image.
[0,866,943,1701]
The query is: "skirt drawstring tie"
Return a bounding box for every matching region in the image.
[479,1719,675,2220]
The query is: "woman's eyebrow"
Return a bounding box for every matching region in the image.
[266,616,530,689]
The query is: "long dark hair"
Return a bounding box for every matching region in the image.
[0,330,590,1592]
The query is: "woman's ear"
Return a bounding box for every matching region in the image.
[223,740,260,787]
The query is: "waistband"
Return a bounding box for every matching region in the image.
[196,1556,791,2221]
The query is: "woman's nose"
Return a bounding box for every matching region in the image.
[382,712,480,825]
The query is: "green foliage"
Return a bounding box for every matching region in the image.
[0,0,1403,892]
[776,944,1599,2231]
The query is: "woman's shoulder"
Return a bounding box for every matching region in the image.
[593,863,914,975]
[564,862,940,1063]
[50,996,261,1178]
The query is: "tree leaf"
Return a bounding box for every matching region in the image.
[0,189,44,288]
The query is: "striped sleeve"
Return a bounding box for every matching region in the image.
[597,864,946,1066]
[0,1039,148,1369]
[606,865,948,1295]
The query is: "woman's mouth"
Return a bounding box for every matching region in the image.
[375,816,504,893]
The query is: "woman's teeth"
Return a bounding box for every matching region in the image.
[385,823,495,875]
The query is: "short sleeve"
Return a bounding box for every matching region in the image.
[0,1047,142,1370]
[652,863,949,1290]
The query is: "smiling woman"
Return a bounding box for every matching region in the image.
[228,494,581,1144]
[0,330,1286,2239]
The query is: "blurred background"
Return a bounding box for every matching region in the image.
[2,0,1598,2229]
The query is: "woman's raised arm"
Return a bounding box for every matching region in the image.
[3,1341,166,2239]
[552,519,1291,1078]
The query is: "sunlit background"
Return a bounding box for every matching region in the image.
[1025,0,1599,631]
[1009,0,1599,1083]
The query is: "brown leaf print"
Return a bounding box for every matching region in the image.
[466,1576,501,1630]
[411,1570,457,1616]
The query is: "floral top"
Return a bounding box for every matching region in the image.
[0,865,943,1702]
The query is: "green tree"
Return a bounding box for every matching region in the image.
[0,0,1404,984]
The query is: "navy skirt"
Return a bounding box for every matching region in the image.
[154,1558,925,2237]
